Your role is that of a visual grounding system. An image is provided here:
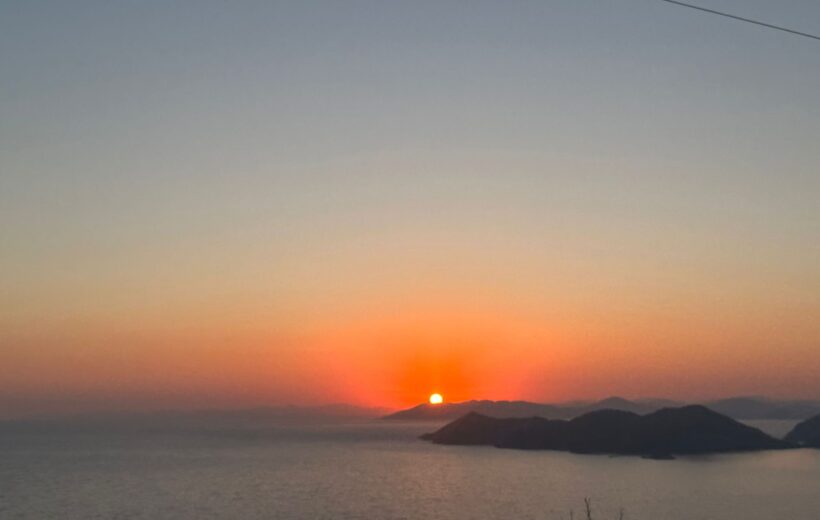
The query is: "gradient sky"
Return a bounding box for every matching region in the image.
[2,1,819,418]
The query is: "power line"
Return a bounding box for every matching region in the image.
[658,0,820,42]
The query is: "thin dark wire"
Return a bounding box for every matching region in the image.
[658,0,820,42]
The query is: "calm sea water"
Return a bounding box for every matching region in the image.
[2,421,820,520]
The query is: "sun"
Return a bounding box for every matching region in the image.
[429,393,443,405]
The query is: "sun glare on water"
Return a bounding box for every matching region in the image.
[429,393,443,405]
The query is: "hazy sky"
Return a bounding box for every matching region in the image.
[2,1,819,417]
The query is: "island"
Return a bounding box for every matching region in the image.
[420,405,793,457]
[785,414,820,447]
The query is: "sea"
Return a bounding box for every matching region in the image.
[2,419,819,520]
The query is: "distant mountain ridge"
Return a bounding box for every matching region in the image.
[0,404,390,432]
[384,396,820,421]
[705,397,820,420]
[420,405,793,457]
[383,397,673,421]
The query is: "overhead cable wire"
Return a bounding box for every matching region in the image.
[658,0,820,42]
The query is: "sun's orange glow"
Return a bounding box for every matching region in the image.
[429,393,443,405]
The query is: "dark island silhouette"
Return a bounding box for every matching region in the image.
[420,405,793,457]
[785,414,820,447]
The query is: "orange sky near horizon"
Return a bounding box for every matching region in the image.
[2,283,818,418]
[2,2,819,419]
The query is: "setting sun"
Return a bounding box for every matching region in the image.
[429,393,444,405]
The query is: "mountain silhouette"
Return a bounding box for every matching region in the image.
[704,397,820,420]
[785,414,820,447]
[384,397,667,421]
[420,405,793,457]
[385,396,820,421]
[384,400,565,421]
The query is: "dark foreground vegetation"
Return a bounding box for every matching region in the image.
[565,498,624,520]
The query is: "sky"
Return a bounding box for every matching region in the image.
[1,0,819,418]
